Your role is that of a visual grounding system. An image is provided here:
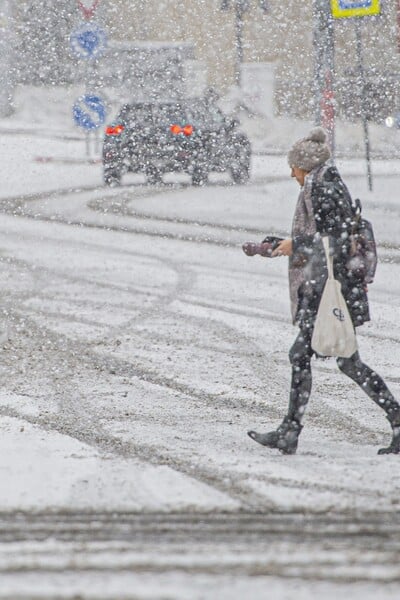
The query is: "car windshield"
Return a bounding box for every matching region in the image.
[118,105,154,127]
[158,103,226,128]
[118,102,225,129]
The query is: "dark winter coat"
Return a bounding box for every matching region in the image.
[290,163,370,329]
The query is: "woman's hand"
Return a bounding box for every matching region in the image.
[272,238,293,257]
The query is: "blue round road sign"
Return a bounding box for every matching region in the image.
[70,22,107,60]
[73,94,106,130]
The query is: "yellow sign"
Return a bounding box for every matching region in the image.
[331,0,380,18]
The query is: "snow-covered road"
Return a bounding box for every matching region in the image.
[0,129,399,598]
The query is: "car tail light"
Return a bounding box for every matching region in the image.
[170,124,194,136]
[105,124,124,136]
[182,125,193,136]
[170,124,182,135]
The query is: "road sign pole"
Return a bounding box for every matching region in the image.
[330,0,380,191]
[397,0,400,51]
[234,2,244,88]
[85,131,90,157]
[0,0,14,117]
[95,130,101,154]
[355,19,373,191]
[313,0,335,153]
[70,9,107,156]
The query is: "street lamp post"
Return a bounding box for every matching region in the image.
[221,1,268,89]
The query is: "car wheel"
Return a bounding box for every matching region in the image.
[231,164,250,185]
[146,165,162,185]
[230,137,251,185]
[192,166,208,186]
[104,168,122,187]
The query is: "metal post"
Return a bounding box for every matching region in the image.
[355,19,373,191]
[221,1,257,90]
[397,0,400,52]
[85,132,90,157]
[221,0,268,103]
[313,0,324,125]
[313,0,335,153]
[95,130,100,154]
[0,0,14,117]
[234,2,244,87]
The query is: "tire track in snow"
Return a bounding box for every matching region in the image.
[4,181,400,254]
[1,512,400,584]
[0,187,398,511]
[0,306,390,512]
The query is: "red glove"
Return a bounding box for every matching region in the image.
[242,241,274,257]
[242,242,260,256]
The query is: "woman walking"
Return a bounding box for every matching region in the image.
[246,127,400,455]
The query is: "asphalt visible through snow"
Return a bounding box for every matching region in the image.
[0,176,399,598]
[1,511,400,579]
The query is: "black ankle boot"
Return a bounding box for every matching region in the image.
[248,417,303,455]
[378,411,400,455]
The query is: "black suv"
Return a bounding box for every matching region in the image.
[102,99,251,186]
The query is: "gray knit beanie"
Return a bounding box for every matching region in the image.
[287,127,331,171]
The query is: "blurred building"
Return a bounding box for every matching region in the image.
[103,0,400,122]
[10,0,400,122]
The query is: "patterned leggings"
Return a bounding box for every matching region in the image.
[287,327,399,423]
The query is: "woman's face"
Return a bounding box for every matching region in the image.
[291,166,308,187]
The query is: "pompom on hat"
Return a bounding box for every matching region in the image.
[287,126,331,171]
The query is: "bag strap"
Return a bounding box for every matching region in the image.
[322,236,334,280]
[350,198,362,237]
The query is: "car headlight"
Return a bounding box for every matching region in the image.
[385,116,395,128]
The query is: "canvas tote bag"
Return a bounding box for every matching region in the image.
[311,237,358,358]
